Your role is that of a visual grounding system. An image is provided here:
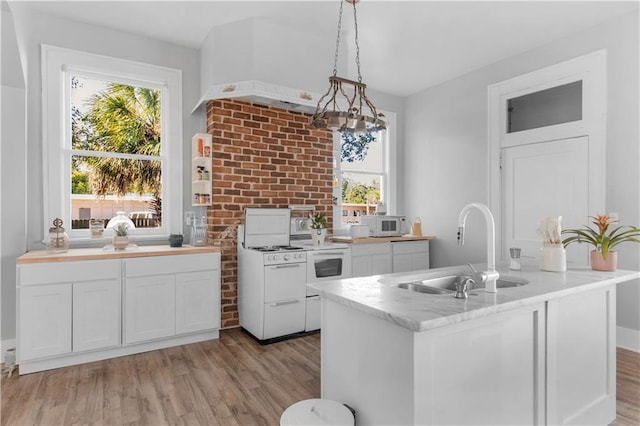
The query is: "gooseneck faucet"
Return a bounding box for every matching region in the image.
[457,202,500,293]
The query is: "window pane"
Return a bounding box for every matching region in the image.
[341,131,382,172]
[507,80,582,133]
[341,172,381,226]
[71,75,161,155]
[71,155,161,230]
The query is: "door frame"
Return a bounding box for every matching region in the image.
[488,50,607,261]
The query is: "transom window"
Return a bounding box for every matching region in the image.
[42,45,183,241]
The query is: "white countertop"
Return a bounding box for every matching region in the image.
[307,264,640,332]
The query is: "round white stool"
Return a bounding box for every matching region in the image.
[280,398,355,426]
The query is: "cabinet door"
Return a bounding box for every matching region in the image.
[352,256,373,278]
[125,275,175,344]
[371,254,392,275]
[392,253,414,273]
[546,287,615,425]
[176,270,220,334]
[19,284,72,361]
[73,279,121,352]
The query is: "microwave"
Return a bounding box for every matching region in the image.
[360,215,406,237]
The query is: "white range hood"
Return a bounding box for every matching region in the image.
[192,80,323,114]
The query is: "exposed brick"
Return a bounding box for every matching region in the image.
[206,99,332,330]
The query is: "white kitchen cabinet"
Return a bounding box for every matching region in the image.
[17,247,221,375]
[546,286,616,425]
[18,258,120,362]
[392,240,430,273]
[124,253,221,344]
[19,284,72,361]
[350,243,392,278]
[176,270,221,334]
[73,279,121,352]
[124,274,176,344]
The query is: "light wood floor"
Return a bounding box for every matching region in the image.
[1,329,638,425]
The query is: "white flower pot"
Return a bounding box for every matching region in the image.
[311,228,327,247]
[113,236,129,250]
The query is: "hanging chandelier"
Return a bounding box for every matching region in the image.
[310,0,386,134]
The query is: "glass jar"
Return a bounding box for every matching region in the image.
[47,218,70,253]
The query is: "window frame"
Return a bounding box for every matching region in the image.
[333,110,397,233]
[42,45,183,242]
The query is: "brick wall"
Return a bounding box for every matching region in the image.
[206,99,334,328]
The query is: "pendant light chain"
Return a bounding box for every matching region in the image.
[351,0,362,83]
[332,0,345,77]
[310,0,386,133]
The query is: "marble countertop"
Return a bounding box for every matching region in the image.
[308,264,640,332]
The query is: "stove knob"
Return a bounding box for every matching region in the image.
[284,254,290,261]
[267,255,273,261]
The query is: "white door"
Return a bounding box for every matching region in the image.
[19,284,72,361]
[73,279,121,352]
[176,270,220,334]
[124,275,175,344]
[502,137,590,266]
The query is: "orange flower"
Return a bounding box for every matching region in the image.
[591,214,615,236]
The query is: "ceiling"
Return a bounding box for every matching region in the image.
[9,0,639,96]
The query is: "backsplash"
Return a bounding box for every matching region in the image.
[206,99,333,328]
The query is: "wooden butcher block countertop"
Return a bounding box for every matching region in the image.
[332,235,436,244]
[16,245,220,264]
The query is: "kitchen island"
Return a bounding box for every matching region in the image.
[308,265,640,425]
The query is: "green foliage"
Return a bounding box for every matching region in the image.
[341,132,376,163]
[310,212,328,229]
[114,223,129,236]
[72,83,162,198]
[71,169,91,194]
[562,214,640,260]
[341,179,380,205]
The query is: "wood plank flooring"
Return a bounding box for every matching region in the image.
[1,329,638,425]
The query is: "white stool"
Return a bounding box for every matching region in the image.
[280,398,355,425]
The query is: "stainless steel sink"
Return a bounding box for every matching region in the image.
[393,274,529,295]
[495,276,530,288]
[396,281,455,295]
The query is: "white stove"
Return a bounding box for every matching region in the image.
[238,207,351,343]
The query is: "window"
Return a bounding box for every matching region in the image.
[42,45,183,240]
[333,112,396,231]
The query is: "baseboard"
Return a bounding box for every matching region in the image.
[1,338,16,362]
[617,326,640,352]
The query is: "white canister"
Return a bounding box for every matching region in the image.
[541,244,566,272]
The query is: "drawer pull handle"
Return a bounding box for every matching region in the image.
[271,264,301,269]
[269,299,300,307]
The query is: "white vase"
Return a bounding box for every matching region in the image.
[310,228,327,247]
[541,244,566,272]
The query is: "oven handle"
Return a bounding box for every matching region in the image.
[269,299,300,307]
[308,251,347,257]
[270,264,302,269]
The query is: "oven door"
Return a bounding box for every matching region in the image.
[306,250,352,286]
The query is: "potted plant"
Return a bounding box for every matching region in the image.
[562,214,640,271]
[310,212,328,246]
[113,223,129,250]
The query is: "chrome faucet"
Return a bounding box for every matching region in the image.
[457,202,500,293]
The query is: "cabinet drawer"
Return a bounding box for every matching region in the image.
[350,243,391,257]
[392,240,429,255]
[18,259,120,286]
[263,299,305,339]
[124,253,219,277]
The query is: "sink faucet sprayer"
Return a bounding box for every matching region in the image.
[457,202,500,293]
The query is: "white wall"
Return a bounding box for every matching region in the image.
[2,3,202,345]
[403,11,639,336]
[1,3,26,354]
